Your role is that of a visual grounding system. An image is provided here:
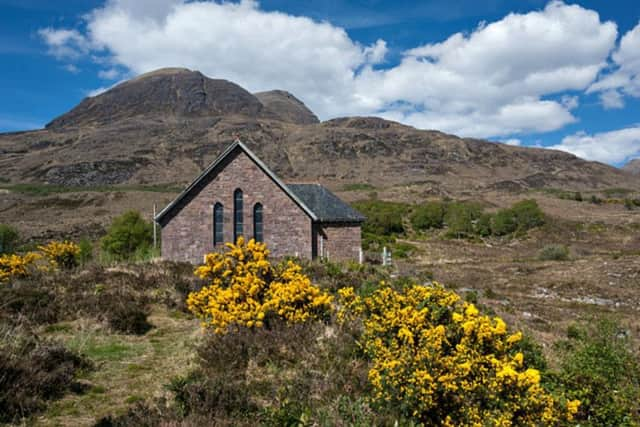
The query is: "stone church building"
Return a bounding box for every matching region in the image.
[155,140,365,264]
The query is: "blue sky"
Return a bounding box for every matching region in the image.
[1,0,640,166]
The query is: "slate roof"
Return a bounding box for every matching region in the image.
[155,140,364,225]
[287,183,365,223]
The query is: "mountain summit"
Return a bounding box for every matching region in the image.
[46,68,319,129]
[1,68,637,192]
[47,68,265,129]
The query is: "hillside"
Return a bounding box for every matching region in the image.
[623,158,640,175]
[0,68,637,193]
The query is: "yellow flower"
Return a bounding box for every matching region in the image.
[566,399,581,420]
[506,331,522,345]
[37,240,80,269]
[337,281,574,425]
[187,238,332,334]
[465,303,479,317]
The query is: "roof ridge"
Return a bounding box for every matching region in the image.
[155,140,319,224]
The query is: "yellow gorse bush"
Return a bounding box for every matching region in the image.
[187,237,333,334]
[0,252,40,283]
[338,283,580,426]
[1,240,81,283]
[37,240,80,270]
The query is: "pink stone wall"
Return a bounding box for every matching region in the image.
[316,223,362,262]
[160,149,313,263]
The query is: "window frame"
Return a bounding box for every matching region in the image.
[233,189,243,242]
[213,202,224,246]
[253,203,263,243]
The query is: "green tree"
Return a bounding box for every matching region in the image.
[492,200,545,236]
[444,202,483,238]
[0,224,19,255]
[101,211,153,260]
[510,199,545,232]
[352,200,407,236]
[410,202,446,231]
[491,209,517,236]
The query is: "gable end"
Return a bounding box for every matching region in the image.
[155,140,318,226]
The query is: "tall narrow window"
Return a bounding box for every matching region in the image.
[214,203,224,245]
[234,189,243,241]
[253,203,263,243]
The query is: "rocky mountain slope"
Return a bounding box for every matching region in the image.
[0,68,637,194]
[622,158,640,175]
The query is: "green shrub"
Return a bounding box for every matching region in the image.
[78,238,93,266]
[352,200,408,236]
[100,211,153,261]
[410,202,445,230]
[491,209,517,236]
[624,198,635,210]
[361,232,395,251]
[492,200,545,236]
[444,202,483,238]
[538,244,570,261]
[391,242,417,259]
[0,224,19,255]
[342,183,375,191]
[555,320,640,426]
[474,213,492,237]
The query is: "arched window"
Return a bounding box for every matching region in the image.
[233,189,243,241]
[253,203,263,243]
[213,203,224,245]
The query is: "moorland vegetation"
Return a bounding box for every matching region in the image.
[0,203,639,426]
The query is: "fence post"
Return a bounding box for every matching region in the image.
[382,246,392,266]
[153,203,157,250]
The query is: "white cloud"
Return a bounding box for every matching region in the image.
[64,64,80,74]
[549,127,640,164]
[38,28,89,59]
[560,94,579,110]
[39,0,617,139]
[502,138,521,146]
[98,68,121,80]
[599,90,624,109]
[589,21,640,104]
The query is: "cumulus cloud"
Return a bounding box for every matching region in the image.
[38,28,89,59]
[589,21,640,104]
[599,90,624,109]
[98,68,121,80]
[549,127,640,164]
[39,0,617,139]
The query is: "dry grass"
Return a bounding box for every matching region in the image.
[396,219,640,354]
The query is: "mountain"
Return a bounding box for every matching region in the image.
[46,68,266,129]
[1,68,638,194]
[622,159,640,175]
[254,90,319,125]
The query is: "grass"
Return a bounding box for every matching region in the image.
[601,187,634,197]
[0,182,182,196]
[38,307,199,426]
[342,183,376,191]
